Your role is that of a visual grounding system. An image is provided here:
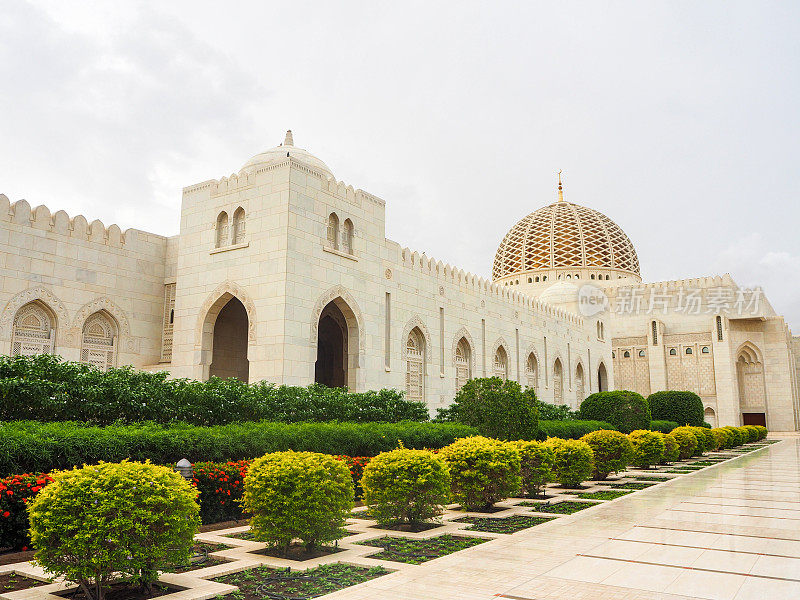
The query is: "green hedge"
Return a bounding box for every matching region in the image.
[539,420,617,439]
[0,421,477,476]
[0,354,429,425]
[649,420,680,433]
[647,391,704,427]
[579,391,651,433]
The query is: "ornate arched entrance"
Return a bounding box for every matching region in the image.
[597,362,608,392]
[209,297,249,382]
[736,343,767,426]
[315,301,349,388]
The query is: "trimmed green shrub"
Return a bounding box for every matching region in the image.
[436,378,539,440]
[628,430,665,469]
[710,428,731,451]
[670,427,698,459]
[649,420,679,434]
[243,451,353,555]
[0,354,428,426]
[28,461,199,600]
[539,420,616,439]
[360,448,450,529]
[535,402,579,421]
[440,436,521,510]
[743,425,760,443]
[579,430,633,480]
[546,438,594,488]
[662,433,680,463]
[510,440,555,498]
[723,426,745,447]
[754,425,768,440]
[690,426,715,455]
[647,391,704,427]
[578,391,651,434]
[0,421,477,476]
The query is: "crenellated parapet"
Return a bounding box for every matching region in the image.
[398,246,584,327]
[0,194,165,252]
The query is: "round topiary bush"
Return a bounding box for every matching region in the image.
[628,430,665,469]
[436,378,539,440]
[243,451,354,556]
[670,427,698,459]
[579,430,633,480]
[722,426,742,447]
[28,461,199,600]
[690,426,715,455]
[360,447,450,530]
[662,432,680,463]
[509,440,555,498]
[710,428,731,450]
[546,438,595,488]
[646,391,705,427]
[754,425,768,440]
[578,391,651,434]
[743,425,760,443]
[649,420,679,434]
[440,436,520,511]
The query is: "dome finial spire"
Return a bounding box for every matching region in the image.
[558,170,564,202]
[284,130,294,146]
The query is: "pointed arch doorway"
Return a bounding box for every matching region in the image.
[315,298,360,390]
[208,297,249,382]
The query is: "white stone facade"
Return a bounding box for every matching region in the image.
[2,131,798,429]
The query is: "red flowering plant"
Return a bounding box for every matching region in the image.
[191,460,251,524]
[334,456,372,499]
[0,472,54,550]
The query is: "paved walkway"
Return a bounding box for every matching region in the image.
[329,436,800,600]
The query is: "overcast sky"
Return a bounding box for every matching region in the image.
[2,1,799,327]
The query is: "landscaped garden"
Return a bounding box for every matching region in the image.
[0,355,778,600]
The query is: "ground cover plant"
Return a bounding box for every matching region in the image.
[647,391,704,427]
[0,573,50,592]
[0,420,476,476]
[605,481,656,490]
[635,475,675,481]
[577,490,632,500]
[520,500,601,514]
[359,534,486,564]
[578,391,651,433]
[0,354,428,425]
[171,543,230,573]
[243,451,353,557]
[28,461,200,600]
[213,563,388,599]
[453,515,553,533]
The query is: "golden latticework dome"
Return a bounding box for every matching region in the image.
[492,186,640,283]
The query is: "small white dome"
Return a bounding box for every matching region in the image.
[241,130,333,177]
[538,281,580,307]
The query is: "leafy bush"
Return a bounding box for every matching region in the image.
[646,391,705,427]
[0,354,428,426]
[360,448,450,528]
[0,472,54,550]
[243,451,353,555]
[649,420,679,434]
[28,461,199,600]
[671,427,698,459]
[579,430,632,480]
[578,391,651,434]
[662,433,680,463]
[192,460,250,524]
[440,436,521,510]
[535,402,579,421]
[688,426,715,455]
[743,425,760,443]
[628,430,665,468]
[0,421,476,476]
[509,440,555,497]
[546,438,594,488]
[711,427,732,449]
[754,425,768,440]
[539,420,616,439]
[723,426,745,447]
[436,378,538,440]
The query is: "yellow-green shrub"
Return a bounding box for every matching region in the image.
[690,427,715,455]
[243,451,353,555]
[628,430,665,468]
[546,438,594,488]
[509,440,555,497]
[754,425,768,440]
[360,448,450,528]
[743,425,760,443]
[671,427,699,459]
[440,436,521,510]
[579,430,633,480]
[710,428,731,450]
[28,461,199,600]
[723,426,745,446]
[662,432,680,463]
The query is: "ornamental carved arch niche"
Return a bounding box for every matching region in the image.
[401,315,433,361]
[196,281,258,347]
[451,326,476,371]
[310,285,366,352]
[0,287,69,340]
[72,297,133,353]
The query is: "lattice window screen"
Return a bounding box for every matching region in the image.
[405,330,424,401]
[11,303,55,356]
[455,339,471,391]
[80,313,116,371]
[493,347,508,380]
[525,354,538,391]
[160,284,176,362]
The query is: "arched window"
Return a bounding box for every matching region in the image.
[553,358,564,404]
[405,328,425,401]
[638,349,646,357]
[591,274,595,280]
[232,207,246,244]
[535,276,540,282]
[343,219,354,254]
[623,350,631,358]
[216,212,229,248]
[525,353,538,391]
[527,277,532,283]
[80,311,117,371]
[652,320,658,345]
[454,337,472,391]
[669,348,677,356]
[701,346,710,354]
[716,315,723,341]
[327,213,340,250]
[575,363,585,404]
[704,406,717,428]
[11,301,56,356]
[543,276,547,282]
[685,347,693,355]
[493,346,508,380]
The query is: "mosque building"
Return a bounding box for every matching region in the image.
[1,132,798,430]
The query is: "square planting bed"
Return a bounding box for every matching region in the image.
[452,515,554,534]
[358,534,487,564]
[634,475,675,482]
[518,500,601,514]
[213,563,388,599]
[1,573,51,593]
[577,490,632,500]
[605,481,656,490]
[54,582,185,600]
[170,543,231,573]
